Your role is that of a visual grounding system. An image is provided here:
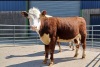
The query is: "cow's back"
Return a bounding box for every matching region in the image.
[56,17,80,40]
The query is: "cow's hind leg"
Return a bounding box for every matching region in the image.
[72,43,74,51]
[57,42,61,52]
[43,45,49,64]
[74,45,80,57]
[69,42,72,48]
[69,42,74,50]
[81,35,86,59]
[74,39,80,57]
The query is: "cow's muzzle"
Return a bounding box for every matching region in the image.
[31,26,37,31]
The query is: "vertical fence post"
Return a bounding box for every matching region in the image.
[92,26,94,47]
[13,25,15,46]
[36,34,37,45]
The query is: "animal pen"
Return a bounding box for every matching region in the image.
[0,1,100,67]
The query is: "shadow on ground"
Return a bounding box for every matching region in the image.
[7,57,80,67]
[6,51,45,59]
[6,48,71,59]
[6,47,75,67]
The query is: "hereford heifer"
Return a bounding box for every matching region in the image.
[39,11,86,66]
[21,8,87,66]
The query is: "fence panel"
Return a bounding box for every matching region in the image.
[0,24,100,47]
[87,25,100,47]
[0,25,42,45]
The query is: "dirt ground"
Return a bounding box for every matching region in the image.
[0,44,100,67]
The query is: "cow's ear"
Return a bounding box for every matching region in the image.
[41,10,47,15]
[21,11,28,17]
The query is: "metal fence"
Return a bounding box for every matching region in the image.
[0,24,100,47]
[86,25,100,47]
[0,24,42,45]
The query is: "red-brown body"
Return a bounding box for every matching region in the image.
[39,11,87,66]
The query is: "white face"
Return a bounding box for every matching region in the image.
[27,9,52,32]
[28,13,41,31]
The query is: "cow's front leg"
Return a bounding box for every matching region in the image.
[43,45,49,64]
[49,45,55,66]
[49,37,56,66]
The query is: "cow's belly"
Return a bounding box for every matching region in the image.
[40,33,51,45]
[40,33,81,45]
[57,38,73,42]
[57,34,81,42]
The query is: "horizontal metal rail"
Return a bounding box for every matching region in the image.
[0,24,100,47]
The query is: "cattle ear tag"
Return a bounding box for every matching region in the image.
[42,10,47,15]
